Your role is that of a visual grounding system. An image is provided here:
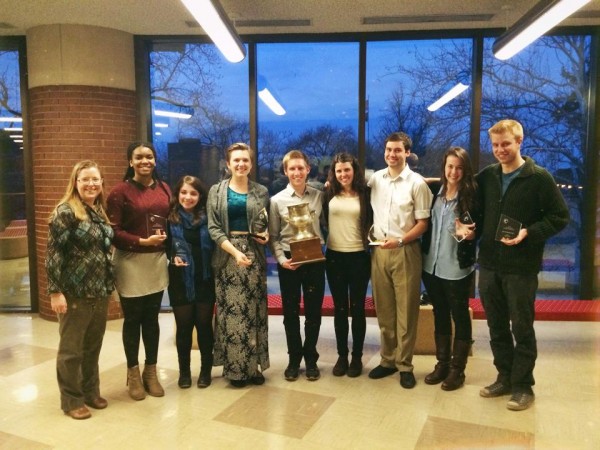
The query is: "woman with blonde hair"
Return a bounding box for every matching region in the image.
[46,160,114,419]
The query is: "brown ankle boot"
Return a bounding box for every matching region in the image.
[142,364,165,397]
[127,366,146,401]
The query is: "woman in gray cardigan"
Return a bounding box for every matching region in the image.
[207,143,270,387]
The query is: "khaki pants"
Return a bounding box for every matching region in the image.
[371,242,422,372]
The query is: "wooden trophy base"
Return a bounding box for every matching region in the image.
[289,237,325,266]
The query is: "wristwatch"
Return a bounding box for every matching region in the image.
[397,238,404,248]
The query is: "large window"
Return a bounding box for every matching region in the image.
[256,42,359,194]
[480,35,590,297]
[366,39,473,176]
[0,42,29,310]
[149,42,249,187]
[144,32,594,300]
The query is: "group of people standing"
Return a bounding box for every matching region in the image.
[45,118,569,420]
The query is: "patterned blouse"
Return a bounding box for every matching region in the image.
[46,203,115,299]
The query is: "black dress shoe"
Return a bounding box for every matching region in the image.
[368,365,398,379]
[252,373,265,385]
[400,371,416,389]
[84,397,108,409]
[305,363,320,381]
[230,379,247,388]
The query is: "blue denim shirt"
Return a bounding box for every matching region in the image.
[422,191,474,280]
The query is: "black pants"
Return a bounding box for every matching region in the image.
[120,291,163,368]
[325,249,370,358]
[172,302,214,369]
[422,271,473,341]
[479,268,538,394]
[277,254,325,365]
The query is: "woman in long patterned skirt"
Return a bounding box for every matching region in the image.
[207,143,270,387]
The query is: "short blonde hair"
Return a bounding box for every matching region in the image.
[282,149,309,171]
[488,119,524,140]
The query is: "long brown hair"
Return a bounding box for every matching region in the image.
[49,160,110,222]
[440,146,477,215]
[168,175,209,224]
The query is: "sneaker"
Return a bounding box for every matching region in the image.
[480,381,511,398]
[305,363,321,381]
[507,392,535,411]
[368,365,398,379]
[284,364,299,381]
[332,356,348,377]
[347,358,363,378]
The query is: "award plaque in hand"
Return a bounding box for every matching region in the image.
[495,214,522,241]
[285,203,325,266]
[249,207,269,241]
[146,214,167,236]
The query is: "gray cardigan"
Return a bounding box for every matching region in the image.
[207,179,270,271]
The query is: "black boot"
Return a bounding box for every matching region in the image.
[178,356,192,389]
[424,334,451,385]
[442,339,472,391]
[198,353,213,388]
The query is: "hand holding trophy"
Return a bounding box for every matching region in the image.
[285,203,325,266]
[250,207,269,243]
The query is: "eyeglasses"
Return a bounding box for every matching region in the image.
[77,178,103,186]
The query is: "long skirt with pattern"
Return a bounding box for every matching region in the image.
[213,236,270,381]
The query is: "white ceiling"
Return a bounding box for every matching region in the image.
[0,0,599,37]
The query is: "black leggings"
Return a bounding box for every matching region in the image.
[172,302,214,367]
[120,292,163,368]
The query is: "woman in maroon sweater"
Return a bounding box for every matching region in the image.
[107,142,171,401]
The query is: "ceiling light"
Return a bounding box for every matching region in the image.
[3,127,23,132]
[0,117,22,122]
[180,0,246,63]
[154,110,192,119]
[427,83,469,112]
[493,0,592,60]
[154,123,169,128]
[258,88,286,116]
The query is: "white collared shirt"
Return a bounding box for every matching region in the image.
[368,165,432,240]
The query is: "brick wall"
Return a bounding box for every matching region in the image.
[30,85,137,320]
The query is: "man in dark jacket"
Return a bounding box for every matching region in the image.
[476,119,569,411]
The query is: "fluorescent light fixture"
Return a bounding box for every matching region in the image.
[155,132,162,136]
[493,0,591,60]
[3,127,22,132]
[0,117,22,122]
[13,139,23,143]
[154,109,192,119]
[258,88,286,116]
[180,0,246,63]
[154,123,169,128]
[427,83,469,112]
[10,135,23,139]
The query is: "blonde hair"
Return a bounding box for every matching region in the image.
[282,149,309,171]
[226,142,255,163]
[488,119,524,140]
[49,160,110,223]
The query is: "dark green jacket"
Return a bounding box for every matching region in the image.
[476,157,569,275]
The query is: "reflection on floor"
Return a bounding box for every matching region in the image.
[0,313,598,449]
[0,256,30,309]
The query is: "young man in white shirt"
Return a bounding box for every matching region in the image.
[367,132,433,388]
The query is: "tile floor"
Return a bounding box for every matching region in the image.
[0,313,599,449]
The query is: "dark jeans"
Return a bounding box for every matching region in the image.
[120,291,163,368]
[277,254,325,365]
[325,249,370,358]
[479,267,538,394]
[173,302,214,369]
[57,296,108,412]
[422,271,473,341]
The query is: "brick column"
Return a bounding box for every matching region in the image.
[27,25,137,320]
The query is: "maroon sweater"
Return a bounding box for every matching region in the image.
[107,179,171,253]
